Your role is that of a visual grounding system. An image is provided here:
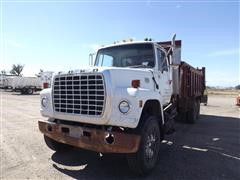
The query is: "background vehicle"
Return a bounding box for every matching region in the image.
[10,76,43,94]
[2,72,53,94]
[236,94,240,106]
[39,35,206,175]
[1,76,17,89]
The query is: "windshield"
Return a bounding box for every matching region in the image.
[95,43,155,68]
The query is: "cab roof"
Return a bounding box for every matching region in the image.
[97,41,164,51]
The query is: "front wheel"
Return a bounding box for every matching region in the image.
[127,116,161,176]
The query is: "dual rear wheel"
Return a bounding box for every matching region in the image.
[21,88,34,95]
[187,99,200,123]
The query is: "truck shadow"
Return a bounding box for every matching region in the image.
[51,114,240,179]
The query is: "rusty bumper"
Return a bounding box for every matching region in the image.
[38,120,141,153]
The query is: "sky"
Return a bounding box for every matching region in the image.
[0,0,239,87]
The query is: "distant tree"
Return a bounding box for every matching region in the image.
[1,70,6,75]
[235,85,240,90]
[35,69,44,77]
[10,64,24,76]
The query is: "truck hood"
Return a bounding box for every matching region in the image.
[55,66,154,90]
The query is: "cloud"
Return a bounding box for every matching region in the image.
[208,48,239,57]
[176,4,182,9]
[7,40,25,49]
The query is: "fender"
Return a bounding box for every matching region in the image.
[107,87,164,129]
[127,87,165,125]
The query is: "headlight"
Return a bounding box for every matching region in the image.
[41,97,48,108]
[119,100,130,114]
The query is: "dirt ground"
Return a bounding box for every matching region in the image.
[0,90,239,179]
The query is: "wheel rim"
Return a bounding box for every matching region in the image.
[27,89,33,94]
[144,128,159,161]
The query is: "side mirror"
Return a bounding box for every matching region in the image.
[89,53,95,66]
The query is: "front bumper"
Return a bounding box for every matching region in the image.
[38,120,141,153]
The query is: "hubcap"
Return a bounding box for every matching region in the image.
[145,133,156,159]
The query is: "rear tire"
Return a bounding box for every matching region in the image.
[21,89,26,94]
[196,99,200,120]
[127,116,161,176]
[26,88,34,94]
[187,99,200,123]
[44,135,73,152]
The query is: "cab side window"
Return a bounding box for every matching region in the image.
[157,49,168,72]
[98,54,113,67]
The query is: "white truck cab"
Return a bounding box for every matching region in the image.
[39,35,205,176]
[40,41,173,127]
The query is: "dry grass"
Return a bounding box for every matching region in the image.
[207,89,240,96]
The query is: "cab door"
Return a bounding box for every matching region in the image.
[156,48,172,105]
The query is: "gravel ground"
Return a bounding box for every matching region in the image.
[1,90,239,179]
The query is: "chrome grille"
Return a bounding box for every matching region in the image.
[53,73,105,116]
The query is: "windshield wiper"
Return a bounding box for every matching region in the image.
[126,64,152,68]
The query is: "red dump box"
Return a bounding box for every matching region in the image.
[179,62,205,98]
[178,61,206,112]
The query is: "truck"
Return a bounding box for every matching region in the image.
[0,75,16,89]
[4,76,43,94]
[2,72,53,94]
[39,35,206,175]
[14,77,42,94]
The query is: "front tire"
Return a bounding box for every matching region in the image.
[127,116,161,176]
[44,135,73,152]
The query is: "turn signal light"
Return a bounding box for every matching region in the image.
[132,80,140,88]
